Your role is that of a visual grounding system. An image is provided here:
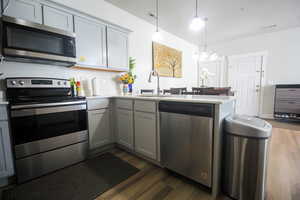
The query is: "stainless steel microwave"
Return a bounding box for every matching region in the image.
[1,16,76,66]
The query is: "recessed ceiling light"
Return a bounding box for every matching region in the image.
[148,12,156,18]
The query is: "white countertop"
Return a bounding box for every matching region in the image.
[0,95,235,105]
[113,95,236,104]
[86,96,113,100]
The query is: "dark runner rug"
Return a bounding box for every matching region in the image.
[3,153,139,200]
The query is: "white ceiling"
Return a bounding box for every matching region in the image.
[105,0,300,45]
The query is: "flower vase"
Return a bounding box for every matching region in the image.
[200,79,206,88]
[122,84,128,95]
[128,84,133,93]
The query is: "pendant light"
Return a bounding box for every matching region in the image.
[152,0,163,41]
[199,18,219,62]
[190,0,205,31]
[199,18,209,61]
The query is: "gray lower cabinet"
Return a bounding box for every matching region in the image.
[74,16,107,68]
[116,108,134,149]
[2,0,42,23]
[88,109,111,150]
[42,5,74,32]
[0,118,14,178]
[134,111,157,160]
[107,26,129,71]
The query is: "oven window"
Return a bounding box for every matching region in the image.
[11,110,87,145]
[5,24,76,57]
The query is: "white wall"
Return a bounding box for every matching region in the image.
[211,27,300,117]
[0,0,198,96]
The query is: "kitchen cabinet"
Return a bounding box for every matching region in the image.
[107,26,129,71]
[88,109,111,150]
[2,0,42,23]
[116,108,134,150]
[74,16,107,68]
[42,5,74,32]
[134,111,157,160]
[0,106,14,178]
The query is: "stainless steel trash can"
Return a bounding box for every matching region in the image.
[223,115,272,200]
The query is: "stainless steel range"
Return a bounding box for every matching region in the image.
[6,77,88,183]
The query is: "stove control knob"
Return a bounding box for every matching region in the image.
[19,81,25,86]
[57,81,61,86]
[10,80,17,85]
[63,81,67,85]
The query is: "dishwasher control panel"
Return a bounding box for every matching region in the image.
[159,101,214,117]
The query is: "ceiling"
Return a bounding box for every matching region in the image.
[105,0,300,45]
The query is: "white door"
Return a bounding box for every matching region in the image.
[228,54,265,116]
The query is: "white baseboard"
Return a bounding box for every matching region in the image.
[259,113,274,119]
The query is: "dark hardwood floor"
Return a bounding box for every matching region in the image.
[96,121,300,200]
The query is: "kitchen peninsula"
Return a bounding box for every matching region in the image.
[87,95,236,197]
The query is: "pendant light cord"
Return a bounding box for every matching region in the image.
[204,18,208,51]
[156,0,159,32]
[195,0,198,17]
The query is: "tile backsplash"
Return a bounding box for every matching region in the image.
[0,61,123,97]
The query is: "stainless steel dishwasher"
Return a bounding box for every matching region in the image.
[159,101,214,187]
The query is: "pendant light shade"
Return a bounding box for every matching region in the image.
[199,51,209,61]
[190,0,205,31]
[190,17,205,31]
[196,18,220,62]
[152,0,163,41]
[209,53,218,61]
[152,31,163,42]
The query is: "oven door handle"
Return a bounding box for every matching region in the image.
[11,103,86,117]
[11,101,86,110]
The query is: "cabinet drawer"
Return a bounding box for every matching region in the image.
[134,100,156,113]
[87,99,110,110]
[0,106,8,121]
[115,99,133,110]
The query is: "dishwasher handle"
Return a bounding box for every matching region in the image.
[159,101,214,117]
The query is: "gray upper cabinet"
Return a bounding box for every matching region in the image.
[74,16,107,68]
[107,26,129,71]
[2,0,42,23]
[42,5,74,32]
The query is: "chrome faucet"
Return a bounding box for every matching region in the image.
[148,69,160,96]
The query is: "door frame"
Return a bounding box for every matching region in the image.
[227,51,268,117]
